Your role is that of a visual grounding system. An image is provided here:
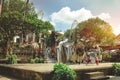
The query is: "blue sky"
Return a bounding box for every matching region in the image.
[30,0,120,35]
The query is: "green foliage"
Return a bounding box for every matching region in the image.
[65,17,115,46]
[112,63,120,76]
[7,54,17,64]
[0,0,54,39]
[53,63,77,80]
[34,57,40,63]
[39,57,44,63]
[30,58,35,64]
[0,0,54,57]
[30,57,44,63]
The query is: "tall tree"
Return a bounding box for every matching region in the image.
[65,18,115,48]
[0,0,54,57]
[76,18,115,47]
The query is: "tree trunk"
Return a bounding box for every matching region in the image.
[4,38,11,58]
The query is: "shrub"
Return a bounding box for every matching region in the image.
[39,57,44,63]
[30,57,44,63]
[7,53,17,64]
[112,63,120,76]
[35,57,40,63]
[52,63,77,80]
[30,58,35,64]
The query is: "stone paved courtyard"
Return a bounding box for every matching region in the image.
[0,63,114,73]
[0,63,119,80]
[0,75,17,80]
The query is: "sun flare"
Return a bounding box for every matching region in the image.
[113,27,120,35]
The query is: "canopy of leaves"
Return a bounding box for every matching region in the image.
[76,18,115,46]
[0,0,54,40]
[0,0,54,57]
[65,18,115,46]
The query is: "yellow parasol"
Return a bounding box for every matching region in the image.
[46,30,52,34]
[56,32,64,36]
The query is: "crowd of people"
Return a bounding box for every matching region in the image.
[14,30,103,65]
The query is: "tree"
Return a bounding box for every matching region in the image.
[41,21,55,33]
[76,18,115,47]
[0,0,54,57]
[64,29,76,42]
[64,29,71,38]
[65,18,115,48]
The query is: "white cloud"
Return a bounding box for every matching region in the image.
[50,7,93,24]
[50,7,111,27]
[98,13,111,20]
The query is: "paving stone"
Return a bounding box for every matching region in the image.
[0,75,18,80]
[107,76,120,80]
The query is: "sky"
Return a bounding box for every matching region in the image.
[30,0,120,35]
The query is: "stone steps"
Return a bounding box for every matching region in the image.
[91,76,109,80]
[0,64,53,80]
[85,71,109,80]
